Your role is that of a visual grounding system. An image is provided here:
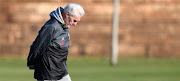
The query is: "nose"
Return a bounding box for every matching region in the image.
[73,22,78,26]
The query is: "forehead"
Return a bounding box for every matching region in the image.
[72,14,81,21]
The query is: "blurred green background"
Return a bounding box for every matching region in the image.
[0,57,180,81]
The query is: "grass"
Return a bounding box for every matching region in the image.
[0,57,180,81]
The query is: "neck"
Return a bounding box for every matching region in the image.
[62,12,66,22]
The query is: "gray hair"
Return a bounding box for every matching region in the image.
[64,3,85,17]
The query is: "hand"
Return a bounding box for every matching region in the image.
[28,65,35,70]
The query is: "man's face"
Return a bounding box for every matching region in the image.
[64,12,81,28]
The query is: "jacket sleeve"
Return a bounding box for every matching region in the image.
[27,25,55,66]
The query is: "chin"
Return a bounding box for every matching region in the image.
[65,25,70,28]
[67,26,71,29]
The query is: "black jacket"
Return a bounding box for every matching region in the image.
[27,7,70,80]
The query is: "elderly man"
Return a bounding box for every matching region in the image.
[27,3,85,81]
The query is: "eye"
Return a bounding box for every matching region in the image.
[74,20,77,22]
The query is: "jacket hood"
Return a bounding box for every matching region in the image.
[50,7,65,24]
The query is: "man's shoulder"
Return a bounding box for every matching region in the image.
[45,18,63,29]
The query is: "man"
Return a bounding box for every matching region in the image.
[27,3,85,81]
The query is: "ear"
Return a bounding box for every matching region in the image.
[66,12,70,17]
